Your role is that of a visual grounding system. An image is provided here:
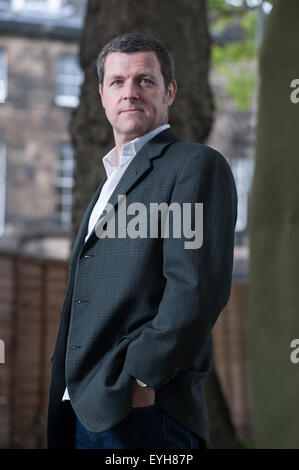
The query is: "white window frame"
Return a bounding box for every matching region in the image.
[55,55,84,108]
[11,0,61,13]
[0,143,6,237]
[0,48,7,104]
[230,156,255,233]
[55,143,75,226]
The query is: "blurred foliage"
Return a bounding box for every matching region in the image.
[207,0,262,110]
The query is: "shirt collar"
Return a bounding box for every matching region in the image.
[102,124,170,178]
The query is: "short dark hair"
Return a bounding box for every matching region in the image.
[96,33,174,90]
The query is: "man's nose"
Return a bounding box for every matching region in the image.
[123,81,139,100]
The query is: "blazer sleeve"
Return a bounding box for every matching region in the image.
[123,146,238,389]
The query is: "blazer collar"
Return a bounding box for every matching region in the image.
[70,127,179,262]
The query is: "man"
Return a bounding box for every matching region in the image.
[47,33,237,449]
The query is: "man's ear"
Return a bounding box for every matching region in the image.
[99,83,105,108]
[167,79,177,107]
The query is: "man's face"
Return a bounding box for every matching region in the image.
[99,51,176,144]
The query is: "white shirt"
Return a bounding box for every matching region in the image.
[62,123,170,401]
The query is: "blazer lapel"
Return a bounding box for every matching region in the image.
[79,128,178,256]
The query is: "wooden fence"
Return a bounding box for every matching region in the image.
[0,251,252,448]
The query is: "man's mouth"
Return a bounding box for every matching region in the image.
[121,109,143,113]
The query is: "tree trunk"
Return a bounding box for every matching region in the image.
[70,0,240,448]
[249,0,299,448]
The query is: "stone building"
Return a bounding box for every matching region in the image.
[206,86,256,283]
[0,0,87,260]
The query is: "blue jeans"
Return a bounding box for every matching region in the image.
[73,404,206,449]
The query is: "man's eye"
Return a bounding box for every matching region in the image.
[140,78,152,84]
[112,80,122,85]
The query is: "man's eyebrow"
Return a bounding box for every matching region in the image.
[135,72,156,79]
[108,74,124,81]
[107,72,156,81]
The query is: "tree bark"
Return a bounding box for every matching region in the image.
[249,0,299,449]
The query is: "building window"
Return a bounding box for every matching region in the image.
[0,49,7,104]
[0,1,10,11]
[55,143,75,226]
[55,55,84,108]
[0,143,6,237]
[230,156,255,233]
[11,0,61,13]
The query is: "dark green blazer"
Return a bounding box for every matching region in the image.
[46,127,237,448]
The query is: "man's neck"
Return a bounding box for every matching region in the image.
[113,124,169,164]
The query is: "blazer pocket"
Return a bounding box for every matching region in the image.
[115,326,147,346]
